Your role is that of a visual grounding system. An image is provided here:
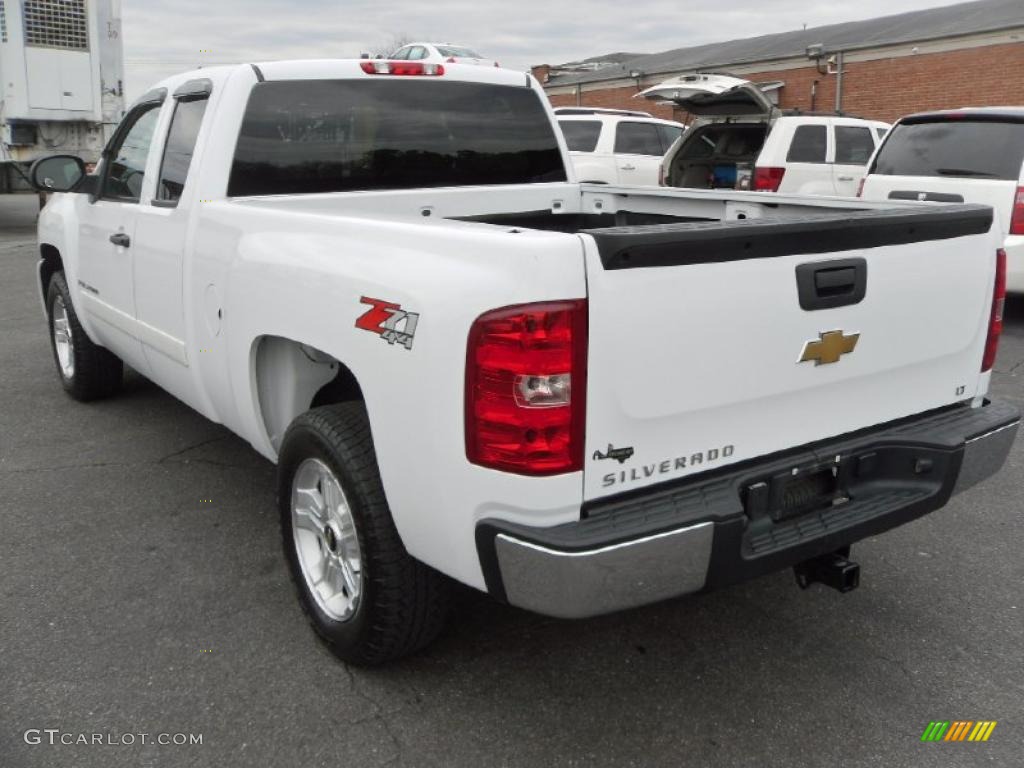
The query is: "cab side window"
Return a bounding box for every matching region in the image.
[657,124,683,152]
[835,126,875,165]
[614,122,664,156]
[101,103,162,202]
[786,125,827,163]
[156,94,210,205]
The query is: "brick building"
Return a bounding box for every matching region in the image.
[533,0,1024,124]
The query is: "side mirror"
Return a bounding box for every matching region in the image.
[28,155,87,193]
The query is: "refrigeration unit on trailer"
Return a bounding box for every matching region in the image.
[0,0,124,192]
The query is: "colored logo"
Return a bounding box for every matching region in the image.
[920,721,997,742]
[798,329,860,366]
[355,296,420,351]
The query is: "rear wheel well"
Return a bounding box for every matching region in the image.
[40,244,64,297]
[253,335,364,453]
[311,365,363,408]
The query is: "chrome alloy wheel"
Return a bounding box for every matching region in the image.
[291,458,363,622]
[52,295,75,379]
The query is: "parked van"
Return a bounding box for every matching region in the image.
[859,107,1024,293]
[643,74,888,196]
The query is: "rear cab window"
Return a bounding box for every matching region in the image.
[558,120,602,152]
[870,116,1024,180]
[228,79,567,196]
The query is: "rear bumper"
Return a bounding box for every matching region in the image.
[476,400,1019,619]
[1005,236,1024,293]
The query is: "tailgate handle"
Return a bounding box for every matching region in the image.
[815,267,856,293]
[796,258,867,311]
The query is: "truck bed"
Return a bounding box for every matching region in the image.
[226,181,1001,502]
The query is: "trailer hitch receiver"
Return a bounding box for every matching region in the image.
[794,548,860,593]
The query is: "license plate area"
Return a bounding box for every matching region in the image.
[744,461,850,523]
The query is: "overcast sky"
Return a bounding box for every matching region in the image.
[122,0,969,99]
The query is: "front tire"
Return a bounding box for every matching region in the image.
[278,403,450,665]
[46,272,123,401]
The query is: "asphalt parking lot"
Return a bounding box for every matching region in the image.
[1,192,1022,768]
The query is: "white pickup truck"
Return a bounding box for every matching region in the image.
[31,59,1019,665]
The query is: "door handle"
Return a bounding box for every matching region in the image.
[795,258,867,310]
[109,233,131,248]
[837,175,855,182]
[620,164,636,171]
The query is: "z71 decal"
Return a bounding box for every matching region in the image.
[355,296,420,350]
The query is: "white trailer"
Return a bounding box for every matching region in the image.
[0,0,124,192]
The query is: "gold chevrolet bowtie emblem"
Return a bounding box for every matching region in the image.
[799,330,860,366]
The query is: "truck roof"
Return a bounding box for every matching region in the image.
[898,106,1024,123]
[163,59,530,88]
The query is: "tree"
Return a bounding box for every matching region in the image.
[368,33,417,58]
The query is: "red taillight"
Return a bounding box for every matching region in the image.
[856,177,866,197]
[1010,186,1024,236]
[753,166,785,192]
[982,248,1007,372]
[466,300,587,475]
[359,60,445,76]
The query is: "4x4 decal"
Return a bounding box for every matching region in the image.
[355,296,420,350]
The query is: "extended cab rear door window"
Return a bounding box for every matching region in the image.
[155,83,211,206]
[786,125,827,163]
[559,120,602,152]
[613,122,664,155]
[228,79,567,196]
[870,118,1024,179]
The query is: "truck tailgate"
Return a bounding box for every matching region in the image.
[580,204,997,501]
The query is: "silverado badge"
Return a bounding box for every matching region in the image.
[799,330,859,366]
[592,444,635,464]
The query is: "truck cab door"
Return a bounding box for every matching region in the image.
[132,81,214,405]
[76,96,165,372]
[613,121,666,185]
[832,123,876,197]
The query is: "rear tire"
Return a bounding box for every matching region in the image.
[278,403,450,665]
[46,272,123,401]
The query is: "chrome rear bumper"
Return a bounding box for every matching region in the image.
[478,400,1019,619]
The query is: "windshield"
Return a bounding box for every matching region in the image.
[228,79,566,196]
[870,118,1024,180]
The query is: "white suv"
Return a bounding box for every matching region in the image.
[554,107,684,186]
[645,74,889,196]
[860,107,1024,292]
